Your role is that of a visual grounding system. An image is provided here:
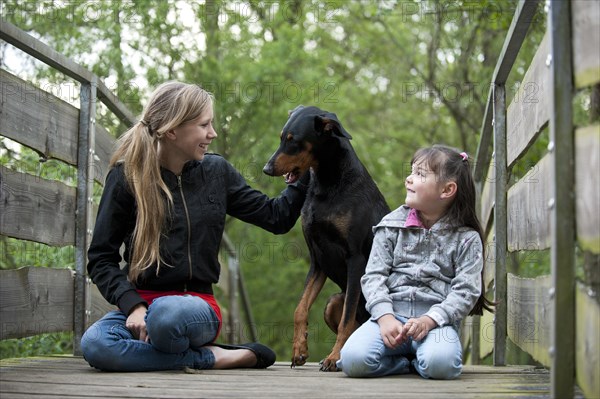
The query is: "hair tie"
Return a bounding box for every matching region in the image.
[139,119,149,126]
[459,152,468,161]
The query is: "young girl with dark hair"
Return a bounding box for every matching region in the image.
[336,145,493,379]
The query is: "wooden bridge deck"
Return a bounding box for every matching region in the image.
[0,356,583,399]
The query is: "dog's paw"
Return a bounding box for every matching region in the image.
[319,357,340,372]
[291,353,308,368]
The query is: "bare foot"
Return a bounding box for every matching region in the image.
[206,345,256,369]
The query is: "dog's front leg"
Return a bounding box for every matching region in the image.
[292,267,327,368]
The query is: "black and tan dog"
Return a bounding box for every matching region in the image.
[263,105,390,371]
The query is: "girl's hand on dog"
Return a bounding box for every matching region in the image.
[377,314,406,348]
[126,304,149,342]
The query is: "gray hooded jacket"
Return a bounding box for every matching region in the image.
[361,205,483,329]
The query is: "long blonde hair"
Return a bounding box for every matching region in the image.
[110,81,213,282]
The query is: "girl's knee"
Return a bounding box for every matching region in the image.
[147,296,211,328]
[81,333,143,372]
[145,297,189,340]
[416,350,462,379]
[146,297,179,324]
[81,329,115,371]
[338,346,378,378]
[81,317,136,371]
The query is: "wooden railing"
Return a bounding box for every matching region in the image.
[470,1,599,398]
[0,19,255,354]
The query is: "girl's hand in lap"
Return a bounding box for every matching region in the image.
[126,304,149,342]
[402,315,437,342]
[377,314,407,348]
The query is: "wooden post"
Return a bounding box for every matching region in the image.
[73,78,97,355]
[492,83,507,366]
[471,315,481,365]
[221,234,241,343]
[548,1,575,397]
[227,254,241,343]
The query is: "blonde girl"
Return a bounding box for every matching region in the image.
[81,81,308,371]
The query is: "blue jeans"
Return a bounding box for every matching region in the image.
[81,295,220,371]
[336,315,462,379]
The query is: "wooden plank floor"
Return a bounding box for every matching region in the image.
[0,356,581,398]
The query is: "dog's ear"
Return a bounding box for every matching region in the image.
[288,105,305,117]
[315,113,352,140]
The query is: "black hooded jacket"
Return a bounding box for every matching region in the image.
[87,154,308,315]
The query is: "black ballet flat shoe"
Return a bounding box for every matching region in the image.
[213,342,276,368]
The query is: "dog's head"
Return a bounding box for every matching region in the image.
[262,105,351,183]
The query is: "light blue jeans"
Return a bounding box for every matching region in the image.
[81,295,220,371]
[336,315,462,379]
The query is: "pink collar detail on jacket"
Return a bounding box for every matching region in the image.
[404,208,426,228]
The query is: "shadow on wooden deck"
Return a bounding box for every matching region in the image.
[1,355,581,398]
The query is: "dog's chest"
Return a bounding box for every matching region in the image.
[301,196,354,241]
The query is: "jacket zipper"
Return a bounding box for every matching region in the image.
[178,175,193,288]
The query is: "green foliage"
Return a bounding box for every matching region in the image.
[0,236,75,271]
[509,250,551,278]
[0,333,73,360]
